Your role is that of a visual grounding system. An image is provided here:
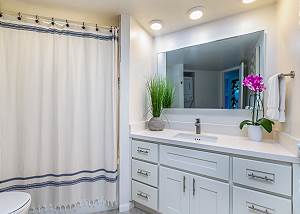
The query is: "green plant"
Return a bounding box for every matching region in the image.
[147,76,166,117]
[240,74,274,133]
[163,81,175,108]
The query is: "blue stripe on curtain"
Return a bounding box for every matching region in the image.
[0,175,118,193]
[0,169,118,184]
[0,21,115,41]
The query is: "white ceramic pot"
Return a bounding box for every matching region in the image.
[248,125,263,142]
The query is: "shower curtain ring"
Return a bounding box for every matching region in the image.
[51,18,55,26]
[82,22,86,30]
[66,20,70,27]
[96,24,99,32]
[17,12,22,20]
[35,15,39,23]
[0,12,3,18]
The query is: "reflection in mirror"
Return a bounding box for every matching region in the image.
[165,31,265,109]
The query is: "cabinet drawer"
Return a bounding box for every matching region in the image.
[132,180,158,211]
[132,140,158,163]
[132,159,158,187]
[160,145,229,180]
[233,158,292,196]
[233,187,292,214]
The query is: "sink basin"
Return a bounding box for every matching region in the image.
[174,133,218,143]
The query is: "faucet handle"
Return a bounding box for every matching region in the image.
[195,118,201,134]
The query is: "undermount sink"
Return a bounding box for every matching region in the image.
[174,133,218,143]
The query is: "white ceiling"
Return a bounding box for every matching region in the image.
[167,31,263,71]
[8,0,277,35]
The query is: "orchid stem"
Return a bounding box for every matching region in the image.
[256,93,259,123]
[252,93,256,125]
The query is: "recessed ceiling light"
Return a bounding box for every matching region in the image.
[242,0,256,4]
[188,7,204,20]
[150,20,162,31]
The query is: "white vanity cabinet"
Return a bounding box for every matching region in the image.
[159,148,229,214]
[131,139,295,214]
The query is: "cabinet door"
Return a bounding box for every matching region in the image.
[190,175,229,214]
[159,167,190,214]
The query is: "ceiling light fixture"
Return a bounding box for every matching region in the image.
[188,7,204,20]
[242,0,256,4]
[150,20,162,31]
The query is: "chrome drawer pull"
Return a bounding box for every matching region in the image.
[193,178,195,196]
[183,176,186,193]
[137,169,150,177]
[247,172,275,183]
[248,204,272,214]
[137,191,149,200]
[137,147,150,155]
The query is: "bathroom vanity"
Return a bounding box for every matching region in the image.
[130,129,300,214]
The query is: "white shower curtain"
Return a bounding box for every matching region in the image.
[0,20,118,212]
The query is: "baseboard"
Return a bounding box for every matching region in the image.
[133,202,158,214]
[119,203,131,212]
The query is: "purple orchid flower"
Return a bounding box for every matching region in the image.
[242,74,266,93]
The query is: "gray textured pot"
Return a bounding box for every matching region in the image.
[148,117,165,131]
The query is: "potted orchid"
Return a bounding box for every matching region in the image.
[240,74,274,141]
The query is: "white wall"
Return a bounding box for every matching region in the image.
[276,0,300,139]
[154,5,277,134]
[0,0,118,26]
[187,69,221,108]
[119,14,131,212]
[167,64,184,108]
[119,16,155,212]
[129,18,155,124]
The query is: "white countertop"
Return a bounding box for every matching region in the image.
[130,129,300,163]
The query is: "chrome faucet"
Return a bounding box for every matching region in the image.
[195,118,201,134]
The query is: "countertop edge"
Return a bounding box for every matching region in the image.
[130,132,300,164]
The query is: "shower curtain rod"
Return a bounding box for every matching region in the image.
[0,10,118,32]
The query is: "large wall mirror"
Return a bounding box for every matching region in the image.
[161,31,265,109]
